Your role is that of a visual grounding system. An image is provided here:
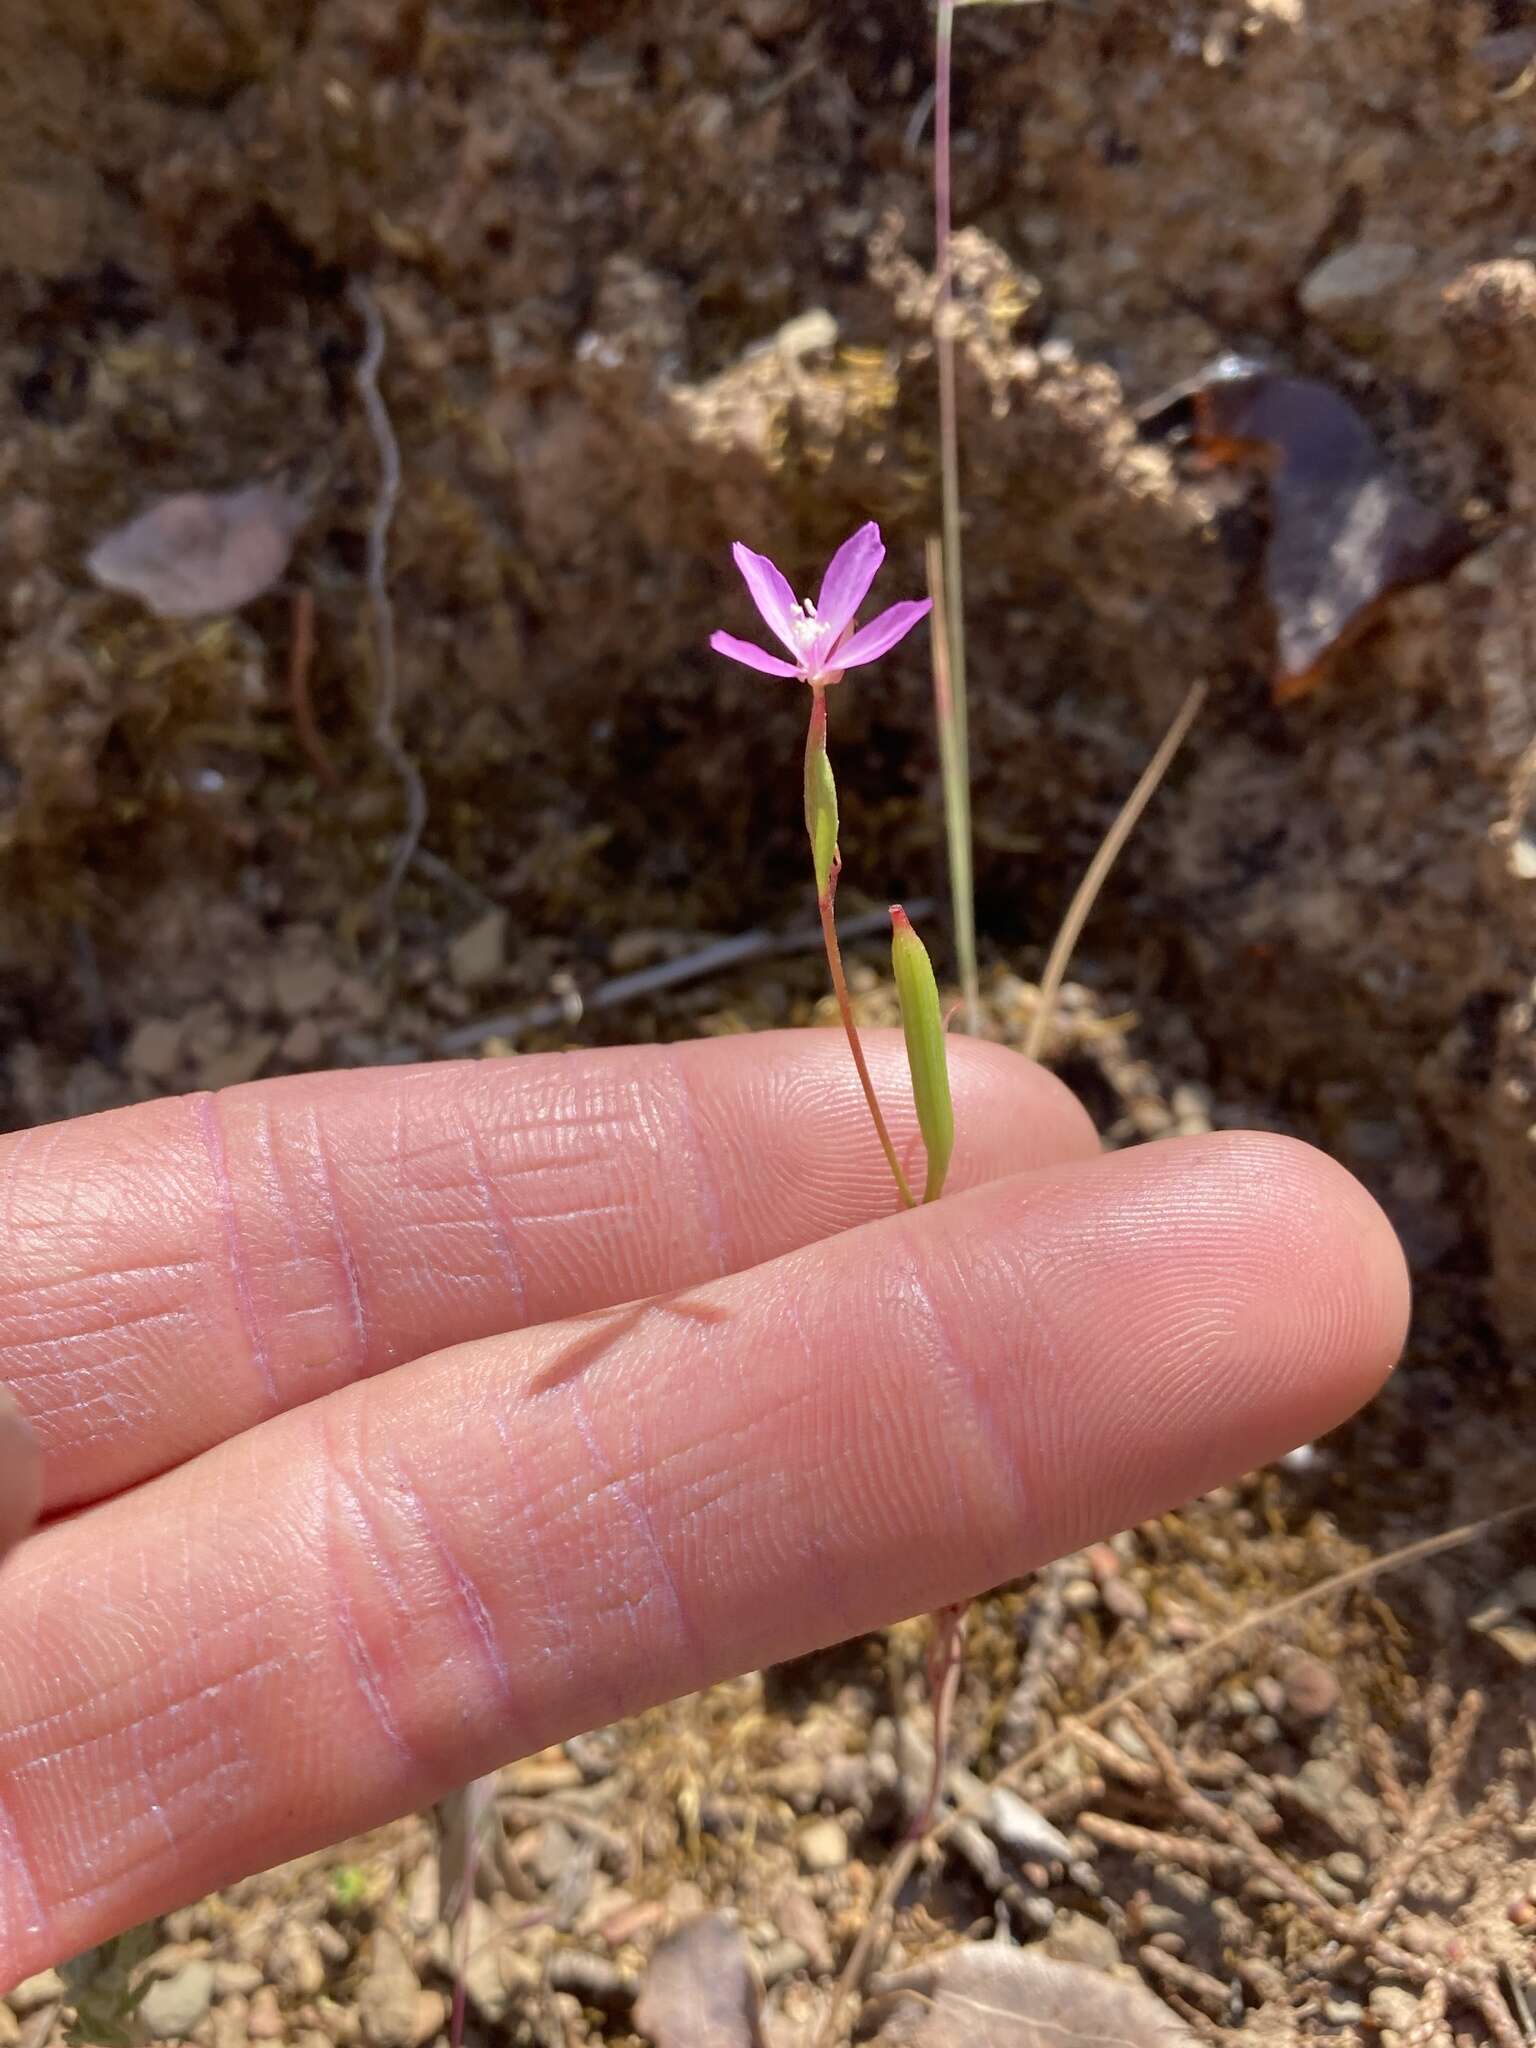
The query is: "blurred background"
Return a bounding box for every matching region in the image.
[4,2,1536,2042]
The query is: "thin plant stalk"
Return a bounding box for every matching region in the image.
[1025,679,1208,1064]
[807,689,917,1211]
[933,0,979,1033]
[925,535,976,1036]
[907,1599,966,1838]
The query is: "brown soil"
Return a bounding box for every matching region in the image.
[4,3,1536,2044]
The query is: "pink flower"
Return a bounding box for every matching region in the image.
[709,521,932,687]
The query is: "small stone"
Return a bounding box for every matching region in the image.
[402,1855,440,1936]
[773,1886,834,1974]
[797,1818,849,1874]
[502,1753,584,1795]
[1286,1759,1377,1843]
[1083,1543,1120,1581]
[140,1960,216,2041]
[1326,1851,1368,1890]
[125,1017,185,1081]
[312,1995,361,2044]
[314,1923,350,1964]
[357,1930,422,2048]
[270,1922,325,1998]
[281,1017,325,1066]
[1042,1910,1121,1973]
[1299,242,1418,346]
[1277,1649,1341,1720]
[448,910,507,991]
[412,1990,447,2045]
[1322,1997,1363,2026]
[246,1986,284,2040]
[759,1758,824,1812]
[9,1971,65,2015]
[210,1997,249,2048]
[1370,1985,1420,2033]
[451,1903,540,2023]
[1100,1577,1148,1625]
[1484,1619,1536,1666]
[214,1962,263,1998]
[982,1787,1073,1864]
[196,1032,277,1091]
[271,956,341,1020]
[1061,1576,1099,1613]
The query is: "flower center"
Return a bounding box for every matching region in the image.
[787,598,823,656]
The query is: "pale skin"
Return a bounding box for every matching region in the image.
[0,1032,1408,1987]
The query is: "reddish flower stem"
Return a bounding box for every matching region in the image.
[806,689,916,1212]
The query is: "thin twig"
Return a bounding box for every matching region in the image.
[1026,678,1207,1063]
[932,3,978,1033]
[350,277,428,946]
[434,901,934,1054]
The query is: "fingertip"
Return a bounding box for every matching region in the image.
[1202,1129,1411,1423]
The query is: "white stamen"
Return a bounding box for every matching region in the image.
[788,597,822,653]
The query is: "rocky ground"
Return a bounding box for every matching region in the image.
[4,1,1536,2042]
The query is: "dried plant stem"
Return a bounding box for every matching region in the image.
[932,4,978,1033]
[350,277,428,945]
[807,691,916,1210]
[908,1601,967,1838]
[1025,678,1207,1064]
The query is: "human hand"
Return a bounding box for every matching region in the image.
[0,1032,1407,1984]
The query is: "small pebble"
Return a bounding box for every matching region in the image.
[1277,1650,1341,1720]
[1370,1985,1421,2032]
[248,1986,284,2040]
[1100,1577,1148,1624]
[8,1973,64,2016]
[214,1962,264,1997]
[797,1818,849,1874]
[1326,1851,1368,1890]
[1041,1910,1121,1973]
[139,1960,216,2042]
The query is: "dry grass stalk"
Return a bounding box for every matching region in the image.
[1024,677,1207,1064]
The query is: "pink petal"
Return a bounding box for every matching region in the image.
[815,522,885,644]
[709,630,804,678]
[730,543,802,653]
[833,598,933,671]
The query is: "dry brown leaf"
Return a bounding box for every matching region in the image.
[866,1943,1199,2048]
[1187,366,1468,703]
[635,1914,766,2048]
[85,482,308,618]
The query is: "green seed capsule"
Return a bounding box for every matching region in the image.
[804,734,840,902]
[890,905,954,1204]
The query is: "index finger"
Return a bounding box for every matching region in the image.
[1,1032,1097,1509]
